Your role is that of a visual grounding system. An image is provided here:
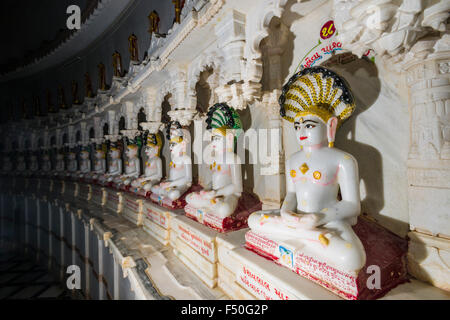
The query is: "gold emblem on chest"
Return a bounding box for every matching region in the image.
[299,163,309,174]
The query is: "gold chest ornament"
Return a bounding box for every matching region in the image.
[291,162,321,180]
[210,161,221,172]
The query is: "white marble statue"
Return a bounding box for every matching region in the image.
[248,66,366,273]
[131,132,163,192]
[151,122,192,201]
[54,151,65,176]
[1,155,13,174]
[91,145,106,180]
[41,151,52,174]
[77,146,91,178]
[16,154,27,175]
[98,139,122,184]
[28,154,39,174]
[115,137,141,186]
[186,103,243,218]
[66,150,78,177]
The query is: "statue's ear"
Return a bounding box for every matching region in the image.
[327,117,338,148]
[226,130,235,150]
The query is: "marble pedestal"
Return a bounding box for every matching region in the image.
[122,193,143,226]
[407,231,450,292]
[245,216,408,300]
[104,188,123,214]
[78,183,92,201]
[142,201,183,246]
[91,184,105,207]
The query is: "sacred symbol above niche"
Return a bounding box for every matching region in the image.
[148,10,160,35]
[112,51,123,78]
[98,63,107,91]
[128,34,139,62]
[84,72,94,98]
[71,81,81,105]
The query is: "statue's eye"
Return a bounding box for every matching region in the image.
[294,125,300,131]
[305,124,315,129]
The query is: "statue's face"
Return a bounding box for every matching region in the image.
[169,137,184,156]
[95,150,104,159]
[125,146,137,158]
[145,145,157,157]
[210,131,226,153]
[80,151,89,159]
[109,148,120,159]
[294,114,327,147]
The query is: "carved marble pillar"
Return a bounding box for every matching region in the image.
[214,10,248,110]
[405,44,450,292]
[333,0,450,291]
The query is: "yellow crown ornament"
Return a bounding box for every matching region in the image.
[279,66,355,127]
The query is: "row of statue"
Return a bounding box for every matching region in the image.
[3,67,367,281]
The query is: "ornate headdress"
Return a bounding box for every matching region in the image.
[166,121,184,143]
[124,135,142,150]
[206,102,243,136]
[279,66,355,126]
[145,131,162,156]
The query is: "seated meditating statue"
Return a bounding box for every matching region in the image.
[54,151,65,177]
[28,154,39,175]
[1,155,13,174]
[247,66,366,273]
[131,132,163,193]
[41,151,52,175]
[151,121,192,201]
[185,103,243,218]
[115,136,141,186]
[66,150,78,177]
[77,145,91,179]
[98,140,122,184]
[90,144,106,180]
[16,154,27,175]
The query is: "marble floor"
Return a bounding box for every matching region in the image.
[0,248,81,300]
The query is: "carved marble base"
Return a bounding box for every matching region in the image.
[171,215,219,288]
[149,184,202,209]
[245,217,408,300]
[122,194,143,226]
[63,182,77,202]
[91,185,105,207]
[78,183,92,201]
[184,192,262,233]
[142,201,183,246]
[104,189,123,214]
[407,231,450,292]
[171,215,252,289]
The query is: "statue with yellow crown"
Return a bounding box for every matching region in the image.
[54,149,65,177]
[90,140,106,181]
[1,153,13,174]
[246,66,366,296]
[131,131,163,194]
[185,103,243,219]
[40,149,51,175]
[77,144,91,179]
[66,146,78,178]
[114,134,142,187]
[150,121,192,204]
[98,136,123,185]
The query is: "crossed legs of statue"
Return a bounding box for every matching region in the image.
[151,184,189,201]
[186,192,239,218]
[248,213,366,271]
